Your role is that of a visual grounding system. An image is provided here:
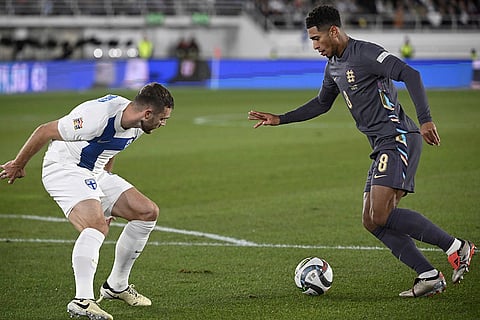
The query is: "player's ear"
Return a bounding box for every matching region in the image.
[329,26,336,36]
[144,109,152,120]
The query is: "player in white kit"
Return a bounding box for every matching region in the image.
[1,82,174,320]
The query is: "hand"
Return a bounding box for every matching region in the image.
[0,160,26,184]
[420,121,441,146]
[248,110,280,128]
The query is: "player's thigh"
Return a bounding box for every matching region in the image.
[370,149,407,191]
[370,185,401,212]
[42,161,104,217]
[98,172,158,221]
[69,199,108,234]
[367,150,403,225]
[96,171,136,216]
[371,133,422,193]
[363,186,402,228]
[111,187,159,221]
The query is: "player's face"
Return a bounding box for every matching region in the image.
[308,26,338,59]
[141,107,172,134]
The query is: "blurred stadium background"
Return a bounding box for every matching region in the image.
[0,0,479,93]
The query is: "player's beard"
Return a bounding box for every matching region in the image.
[140,120,153,134]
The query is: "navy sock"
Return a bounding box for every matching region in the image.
[386,208,455,252]
[372,226,434,274]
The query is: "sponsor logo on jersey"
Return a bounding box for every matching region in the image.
[73,117,83,130]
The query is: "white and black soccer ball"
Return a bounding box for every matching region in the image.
[294,257,333,295]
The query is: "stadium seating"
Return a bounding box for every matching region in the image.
[0,0,478,30]
[0,0,478,62]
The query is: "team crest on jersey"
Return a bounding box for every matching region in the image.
[84,178,97,190]
[346,69,355,83]
[73,117,83,130]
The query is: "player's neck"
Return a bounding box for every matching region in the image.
[120,103,140,130]
[335,34,350,58]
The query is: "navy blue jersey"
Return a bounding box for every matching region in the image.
[280,38,432,155]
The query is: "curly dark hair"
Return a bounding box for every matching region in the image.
[305,5,342,30]
[134,82,174,113]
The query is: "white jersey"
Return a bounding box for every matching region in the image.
[44,94,144,175]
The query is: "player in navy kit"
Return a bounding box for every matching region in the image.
[1,82,174,319]
[248,5,475,297]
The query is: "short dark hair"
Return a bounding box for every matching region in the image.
[305,5,342,30]
[134,82,174,113]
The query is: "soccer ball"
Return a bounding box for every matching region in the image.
[294,257,333,295]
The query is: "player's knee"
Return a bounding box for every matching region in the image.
[362,209,376,231]
[361,192,373,230]
[88,217,110,236]
[370,208,389,227]
[361,213,370,229]
[95,224,110,236]
[75,220,109,237]
[138,200,159,221]
[69,206,110,236]
[151,202,160,220]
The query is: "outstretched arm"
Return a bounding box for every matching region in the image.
[248,92,337,129]
[248,67,338,129]
[248,111,280,128]
[1,120,62,184]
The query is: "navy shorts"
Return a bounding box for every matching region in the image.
[364,133,423,194]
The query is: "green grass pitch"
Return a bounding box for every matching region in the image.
[0,88,479,319]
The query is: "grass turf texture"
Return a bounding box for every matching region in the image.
[0,88,479,320]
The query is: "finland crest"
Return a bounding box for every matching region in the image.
[85,178,97,190]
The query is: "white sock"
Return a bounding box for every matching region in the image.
[418,269,438,279]
[72,228,105,299]
[445,238,462,256]
[107,220,156,291]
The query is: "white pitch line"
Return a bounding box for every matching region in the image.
[0,214,443,252]
[0,214,257,246]
[0,237,442,252]
[150,224,256,246]
[193,114,355,129]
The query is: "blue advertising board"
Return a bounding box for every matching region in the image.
[0,59,474,94]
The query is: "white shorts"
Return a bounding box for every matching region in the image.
[41,160,133,217]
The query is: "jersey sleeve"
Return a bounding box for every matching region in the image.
[364,44,432,125]
[57,101,106,141]
[279,65,339,124]
[391,61,432,124]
